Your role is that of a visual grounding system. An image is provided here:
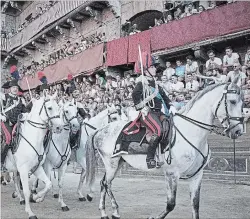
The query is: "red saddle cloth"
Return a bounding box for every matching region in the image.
[1,122,17,145]
[123,113,142,135]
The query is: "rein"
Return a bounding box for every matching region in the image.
[166,84,243,179]
[17,98,60,176]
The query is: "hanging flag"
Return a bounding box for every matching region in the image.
[10,65,20,80]
[37,71,48,84]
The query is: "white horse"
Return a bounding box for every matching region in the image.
[31,98,80,211]
[4,92,63,219]
[75,105,126,202]
[85,82,244,219]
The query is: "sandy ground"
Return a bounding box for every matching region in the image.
[1,173,250,219]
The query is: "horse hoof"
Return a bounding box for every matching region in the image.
[29,216,38,219]
[61,206,70,211]
[20,200,25,205]
[87,194,93,202]
[79,197,86,202]
[2,182,7,186]
[31,190,37,194]
[29,194,36,203]
[53,194,59,199]
[112,215,120,219]
[101,217,109,219]
[12,192,17,198]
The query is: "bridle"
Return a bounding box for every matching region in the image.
[167,84,244,179]
[214,84,244,133]
[18,98,61,176]
[27,98,60,129]
[62,105,78,129]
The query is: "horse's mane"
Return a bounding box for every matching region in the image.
[178,83,226,115]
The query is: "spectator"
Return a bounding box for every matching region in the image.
[174,6,184,20]
[113,75,125,88]
[169,74,184,93]
[185,55,199,75]
[183,3,197,17]
[74,43,82,54]
[95,74,106,87]
[198,5,205,13]
[129,24,141,35]
[160,75,171,95]
[206,50,222,71]
[226,62,246,87]
[124,73,135,87]
[163,61,175,80]
[66,41,75,55]
[154,18,163,26]
[208,1,216,10]
[175,60,185,77]
[211,68,227,84]
[185,74,200,93]
[223,46,240,73]
[242,47,250,73]
[175,94,186,110]
[164,13,173,23]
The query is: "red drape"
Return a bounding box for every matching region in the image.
[151,1,250,52]
[106,37,129,66]
[20,43,104,89]
[128,30,151,64]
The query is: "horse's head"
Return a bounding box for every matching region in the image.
[61,98,80,133]
[37,91,63,133]
[213,79,244,139]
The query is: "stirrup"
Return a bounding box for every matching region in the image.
[111,150,128,158]
[146,159,156,169]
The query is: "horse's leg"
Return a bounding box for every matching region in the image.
[100,158,124,219]
[31,178,39,194]
[32,166,52,203]
[154,172,179,219]
[18,167,37,218]
[77,168,87,201]
[189,171,203,219]
[13,171,25,204]
[57,163,69,211]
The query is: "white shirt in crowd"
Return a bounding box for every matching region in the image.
[213,75,227,84]
[223,53,239,66]
[185,61,199,73]
[185,80,200,91]
[245,53,250,65]
[163,68,175,80]
[159,81,171,95]
[227,71,247,87]
[205,57,222,69]
[169,81,184,92]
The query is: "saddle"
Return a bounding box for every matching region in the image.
[113,113,174,156]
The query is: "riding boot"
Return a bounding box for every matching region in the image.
[146,134,160,169]
[1,145,9,172]
[70,130,80,149]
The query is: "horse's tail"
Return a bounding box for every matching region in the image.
[85,131,97,189]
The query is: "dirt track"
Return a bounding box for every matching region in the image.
[1,173,250,219]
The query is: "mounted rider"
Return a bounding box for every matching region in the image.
[1,74,28,171]
[112,52,177,169]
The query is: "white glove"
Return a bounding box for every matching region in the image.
[169,106,177,115]
[141,106,149,117]
[0,114,6,122]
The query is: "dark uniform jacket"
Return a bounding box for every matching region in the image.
[2,94,28,124]
[132,79,171,111]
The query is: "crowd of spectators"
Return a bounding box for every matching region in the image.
[7,1,58,38]
[122,0,237,35]
[19,46,250,119]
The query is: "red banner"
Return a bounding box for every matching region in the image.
[20,43,104,89]
[128,30,151,64]
[106,37,129,66]
[151,1,250,52]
